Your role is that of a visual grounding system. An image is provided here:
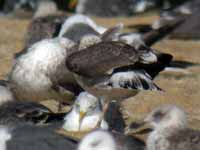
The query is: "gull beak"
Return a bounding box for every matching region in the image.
[79,111,86,130]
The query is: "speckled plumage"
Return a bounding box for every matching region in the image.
[9,38,82,103]
[145,105,200,150]
[0,101,51,127]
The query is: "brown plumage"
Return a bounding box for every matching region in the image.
[67,41,141,78]
[66,41,172,127]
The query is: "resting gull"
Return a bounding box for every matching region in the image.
[63,92,108,132]
[9,37,83,104]
[141,105,200,150]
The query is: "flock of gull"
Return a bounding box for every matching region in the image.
[0,1,199,150]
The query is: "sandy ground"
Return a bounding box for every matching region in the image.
[0,13,199,139]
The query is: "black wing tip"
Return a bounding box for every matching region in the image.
[157,52,173,65]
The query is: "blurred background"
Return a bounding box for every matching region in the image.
[0,0,199,138]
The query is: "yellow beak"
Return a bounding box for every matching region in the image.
[79,111,86,130]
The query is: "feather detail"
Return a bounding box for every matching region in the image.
[108,71,162,91]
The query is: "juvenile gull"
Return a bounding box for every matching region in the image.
[78,130,145,150]
[63,92,108,132]
[142,105,200,150]
[9,37,83,104]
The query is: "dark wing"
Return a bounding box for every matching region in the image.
[7,125,77,150]
[0,101,52,126]
[66,41,139,77]
[113,51,173,79]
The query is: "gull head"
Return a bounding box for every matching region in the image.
[144,104,187,130]
[73,92,101,126]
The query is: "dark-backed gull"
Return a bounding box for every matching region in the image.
[66,41,172,125]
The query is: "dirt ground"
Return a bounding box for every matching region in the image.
[0,13,199,139]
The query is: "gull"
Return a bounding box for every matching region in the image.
[78,130,145,150]
[141,105,200,150]
[9,37,82,105]
[0,100,52,127]
[63,92,108,132]
[66,41,172,122]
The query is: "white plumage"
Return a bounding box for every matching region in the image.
[0,82,14,105]
[59,14,106,38]
[63,92,108,132]
[9,37,76,102]
[78,130,116,150]
[0,126,11,150]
